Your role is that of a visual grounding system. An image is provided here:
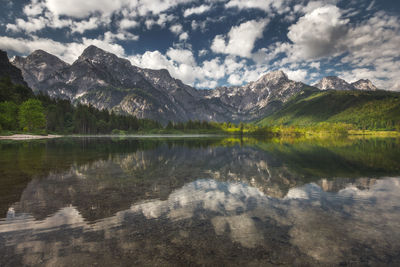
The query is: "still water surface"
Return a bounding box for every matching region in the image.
[1,137,400,266]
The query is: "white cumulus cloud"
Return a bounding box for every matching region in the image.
[287,5,349,59]
[211,19,269,58]
[119,19,139,30]
[170,24,183,35]
[183,4,212,17]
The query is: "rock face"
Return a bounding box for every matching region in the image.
[11,46,307,122]
[314,76,378,91]
[203,70,308,120]
[0,50,28,86]
[12,50,69,90]
[314,76,355,91]
[351,79,378,91]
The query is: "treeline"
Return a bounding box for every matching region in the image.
[0,76,162,134]
[163,120,272,135]
[165,120,220,132]
[268,123,355,137]
[0,76,271,135]
[0,75,275,136]
[37,94,162,134]
[7,74,395,137]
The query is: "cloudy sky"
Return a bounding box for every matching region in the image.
[0,0,399,90]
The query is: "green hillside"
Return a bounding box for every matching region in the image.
[258,89,400,130]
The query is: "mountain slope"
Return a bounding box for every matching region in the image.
[314,76,354,91]
[202,70,311,120]
[12,50,69,89]
[351,79,377,91]
[0,50,28,87]
[10,46,383,123]
[257,89,400,129]
[13,46,217,122]
[0,50,34,103]
[11,46,307,122]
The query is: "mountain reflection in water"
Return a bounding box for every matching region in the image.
[0,137,400,266]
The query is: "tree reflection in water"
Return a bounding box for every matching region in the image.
[1,137,400,266]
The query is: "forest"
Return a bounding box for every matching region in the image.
[0,76,264,135]
[1,76,400,137]
[0,77,162,134]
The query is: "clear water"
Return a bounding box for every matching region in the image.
[1,137,400,266]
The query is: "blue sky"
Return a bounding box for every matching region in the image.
[0,0,399,90]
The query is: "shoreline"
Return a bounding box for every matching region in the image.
[0,133,224,140]
[0,134,63,140]
[68,134,225,138]
[1,130,399,140]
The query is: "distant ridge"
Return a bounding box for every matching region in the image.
[314,76,378,91]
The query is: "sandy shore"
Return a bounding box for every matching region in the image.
[0,134,62,140]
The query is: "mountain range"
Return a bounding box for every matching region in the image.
[6,45,380,123]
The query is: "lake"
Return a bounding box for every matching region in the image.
[1,136,400,266]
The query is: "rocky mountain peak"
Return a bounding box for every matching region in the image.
[11,49,69,86]
[30,49,56,58]
[247,70,291,91]
[76,45,131,68]
[320,76,346,84]
[259,70,288,84]
[14,49,69,68]
[314,76,378,91]
[351,79,377,91]
[78,45,114,62]
[79,45,106,59]
[158,68,171,77]
[314,76,354,91]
